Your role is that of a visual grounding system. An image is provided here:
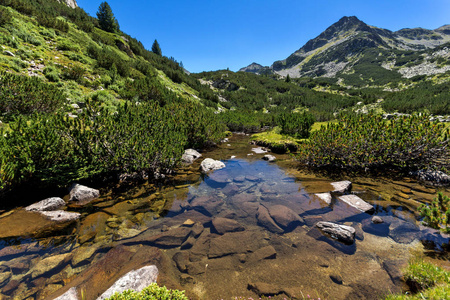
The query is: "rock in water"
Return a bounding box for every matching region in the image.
[53,287,78,300]
[212,217,245,234]
[256,205,284,233]
[39,210,81,223]
[69,183,100,205]
[267,205,303,230]
[182,149,202,164]
[262,155,276,162]
[97,265,158,300]
[315,192,332,205]
[316,221,356,244]
[25,197,65,212]
[331,181,352,193]
[200,158,226,173]
[338,195,374,213]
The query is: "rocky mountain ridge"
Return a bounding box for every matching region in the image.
[240,16,450,83]
[57,0,78,9]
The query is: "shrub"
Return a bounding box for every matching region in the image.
[296,113,450,172]
[106,283,188,300]
[419,193,450,233]
[276,111,315,138]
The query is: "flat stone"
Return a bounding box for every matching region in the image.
[2,279,20,294]
[53,287,78,300]
[245,175,261,182]
[316,221,356,245]
[338,195,374,213]
[129,227,192,248]
[211,217,245,235]
[200,158,225,173]
[182,219,195,227]
[221,184,240,196]
[208,231,266,258]
[315,193,332,205]
[251,147,268,154]
[0,272,11,287]
[331,181,352,193]
[39,210,81,223]
[25,197,66,212]
[256,205,284,234]
[69,183,100,205]
[72,246,98,267]
[97,265,158,300]
[247,246,277,263]
[267,205,303,230]
[248,282,283,297]
[190,196,224,216]
[29,253,71,279]
[207,172,230,186]
[389,220,420,244]
[186,261,207,275]
[233,176,246,183]
[172,251,190,272]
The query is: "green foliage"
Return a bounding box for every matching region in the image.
[276,111,315,138]
[151,39,162,56]
[296,113,450,172]
[382,81,450,115]
[419,193,450,233]
[96,1,119,33]
[218,111,274,133]
[0,72,65,118]
[0,6,13,25]
[106,283,188,300]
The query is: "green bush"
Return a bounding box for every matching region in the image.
[276,111,315,138]
[296,113,450,172]
[419,193,450,233]
[106,283,188,300]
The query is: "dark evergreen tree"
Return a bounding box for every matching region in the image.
[152,39,162,56]
[285,74,291,83]
[96,2,119,33]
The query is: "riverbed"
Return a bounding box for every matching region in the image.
[0,134,449,300]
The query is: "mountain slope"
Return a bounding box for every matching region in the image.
[240,16,450,85]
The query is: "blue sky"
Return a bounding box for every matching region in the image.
[76,0,450,73]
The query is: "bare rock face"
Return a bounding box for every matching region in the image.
[316,221,356,244]
[69,183,100,205]
[25,197,65,212]
[200,158,226,173]
[97,265,158,300]
[57,0,78,8]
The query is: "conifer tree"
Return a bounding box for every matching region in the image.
[285,74,291,83]
[96,2,119,33]
[152,39,162,56]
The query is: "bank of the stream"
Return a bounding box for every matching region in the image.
[0,134,449,300]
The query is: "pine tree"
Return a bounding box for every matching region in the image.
[96,2,119,33]
[152,39,162,56]
[285,74,291,83]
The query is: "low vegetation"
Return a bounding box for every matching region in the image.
[106,283,188,300]
[419,192,450,233]
[295,113,450,173]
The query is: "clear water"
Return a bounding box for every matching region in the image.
[0,134,448,300]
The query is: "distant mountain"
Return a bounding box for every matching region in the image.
[240,16,450,84]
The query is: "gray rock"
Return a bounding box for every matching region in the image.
[247,246,277,263]
[251,147,268,154]
[4,50,15,57]
[54,287,78,300]
[338,195,374,213]
[316,221,356,244]
[200,158,226,173]
[262,155,276,162]
[414,170,450,186]
[69,183,100,204]
[315,192,332,205]
[25,197,65,212]
[267,205,303,230]
[97,265,158,300]
[331,181,352,193]
[389,221,420,244]
[181,149,202,164]
[372,216,384,224]
[212,217,245,235]
[39,210,81,223]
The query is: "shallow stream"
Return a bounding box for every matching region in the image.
[0,134,449,300]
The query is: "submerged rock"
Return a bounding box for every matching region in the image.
[211,217,245,235]
[316,221,356,244]
[200,158,226,173]
[267,205,303,231]
[29,253,71,279]
[256,205,284,234]
[97,265,158,300]
[69,183,100,205]
[25,197,65,212]
[53,287,78,300]
[182,149,202,164]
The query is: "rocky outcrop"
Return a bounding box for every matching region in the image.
[25,197,65,212]
[316,221,356,244]
[181,149,202,164]
[69,183,100,205]
[57,0,78,8]
[262,154,276,162]
[200,158,226,173]
[97,265,158,300]
[331,181,352,193]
